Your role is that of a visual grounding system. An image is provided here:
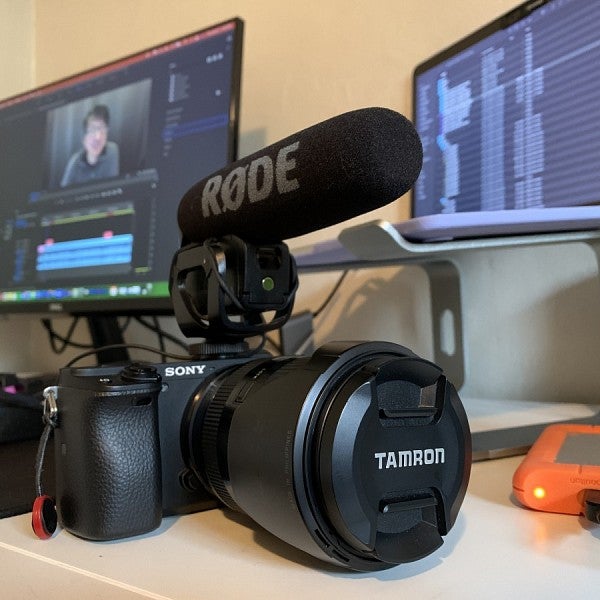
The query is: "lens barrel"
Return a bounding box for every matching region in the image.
[184,341,471,571]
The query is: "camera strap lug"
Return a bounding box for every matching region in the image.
[43,386,58,427]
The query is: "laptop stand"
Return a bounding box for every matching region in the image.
[295,220,600,460]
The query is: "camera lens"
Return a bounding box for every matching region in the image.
[184,341,471,571]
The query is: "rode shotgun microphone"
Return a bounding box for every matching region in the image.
[177,107,422,243]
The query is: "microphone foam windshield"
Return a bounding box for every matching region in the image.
[178,107,423,243]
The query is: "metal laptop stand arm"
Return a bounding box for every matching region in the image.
[337,219,600,381]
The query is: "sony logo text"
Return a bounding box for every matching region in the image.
[374,448,445,470]
[165,365,207,377]
[201,141,300,216]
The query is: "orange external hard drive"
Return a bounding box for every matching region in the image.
[512,423,600,516]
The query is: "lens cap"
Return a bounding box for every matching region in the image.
[313,356,470,565]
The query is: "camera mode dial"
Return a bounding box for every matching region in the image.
[120,363,161,383]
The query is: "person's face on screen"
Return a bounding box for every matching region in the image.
[83,117,108,164]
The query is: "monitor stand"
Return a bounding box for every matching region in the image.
[85,315,130,365]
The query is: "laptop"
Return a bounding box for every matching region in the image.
[398,0,600,242]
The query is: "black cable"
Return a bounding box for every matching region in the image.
[41,260,331,361]
[34,420,55,498]
[42,315,189,356]
[153,316,166,354]
[64,343,193,368]
[245,334,267,357]
[133,316,188,351]
[63,335,271,368]
[583,489,600,524]
[119,316,132,334]
[265,334,282,355]
[41,317,94,353]
[203,237,299,328]
[312,270,350,318]
[204,238,246,312]
[271,270,350,356]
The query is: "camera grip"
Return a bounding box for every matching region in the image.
[54,388,162,540]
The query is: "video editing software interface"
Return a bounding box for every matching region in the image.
[414,0,600,217]
[0,19,242,311]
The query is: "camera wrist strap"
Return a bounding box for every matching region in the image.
[31,387,58,540]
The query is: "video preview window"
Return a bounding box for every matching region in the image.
[43,79,152,191]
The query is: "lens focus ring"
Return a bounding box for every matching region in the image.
[200,378,241,510]
[199,361,267,510]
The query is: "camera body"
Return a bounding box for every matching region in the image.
[51,341,471,571]
[52,356,253,541]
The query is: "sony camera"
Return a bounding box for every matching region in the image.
[46,236,471,571]
[50,339,470,572]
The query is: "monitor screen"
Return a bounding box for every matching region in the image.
[0,18,243,315]
[412,0,600,216]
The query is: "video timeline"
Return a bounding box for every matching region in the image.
[1,172,162,303]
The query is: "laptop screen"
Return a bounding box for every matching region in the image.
[412,0,600,218]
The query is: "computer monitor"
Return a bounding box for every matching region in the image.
[0,18,243,348]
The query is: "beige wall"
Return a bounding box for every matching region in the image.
[32,1,513,161]
[2,0,600,404]
[0,0,34,98]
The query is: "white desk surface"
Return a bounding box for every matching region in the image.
[1,399,599,599]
